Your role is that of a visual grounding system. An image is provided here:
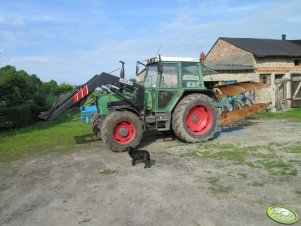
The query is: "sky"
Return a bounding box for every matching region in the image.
[1,0,301,85]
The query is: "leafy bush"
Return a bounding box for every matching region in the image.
[0,65,75,130]
[1,103,38,129]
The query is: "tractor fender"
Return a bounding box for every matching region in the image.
[108,106,146,130]
[109,105,142,117]
[173,89,218,112]
[182,89,218,100]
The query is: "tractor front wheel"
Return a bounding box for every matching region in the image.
[172,94,219,143]
[92,113,104,140]
[101,111,143,152]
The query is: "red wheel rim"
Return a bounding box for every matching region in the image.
[113,121,136,144]
[186,105,213,135]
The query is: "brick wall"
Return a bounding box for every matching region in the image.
[205,39,254,66]
[255,88,274,105]
[255,57,295,67]
[204,72,258,84]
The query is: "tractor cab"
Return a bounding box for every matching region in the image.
[137,56,208,114]
[137,55,205,89]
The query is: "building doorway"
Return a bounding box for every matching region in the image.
[291,73,301,108]
[275,74,288,109]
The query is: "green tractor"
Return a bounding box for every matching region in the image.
[40,55,269,152]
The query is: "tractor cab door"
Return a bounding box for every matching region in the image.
[157,62,181,112]
[144,64,158,112]
[144,62,181,113]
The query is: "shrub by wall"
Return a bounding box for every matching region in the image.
[1,103,41,130]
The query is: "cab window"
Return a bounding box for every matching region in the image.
[144,64,158,88]
[160,63,178,88]
[181,62,199,88]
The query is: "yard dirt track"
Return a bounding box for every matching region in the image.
[1,119,301,226]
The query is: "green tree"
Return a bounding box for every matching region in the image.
[0,65,75,130]
[0,66,28,107]
[56,82,74,95]
[41,80,58,95]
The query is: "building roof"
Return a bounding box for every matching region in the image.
[291,40,301,46]
[220,37,301,58]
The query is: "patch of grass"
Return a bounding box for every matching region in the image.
[204,170,212,174]
[173,140,188,146]
[207,176,233,193]
[202,150,245,164]
[201,142,236,150]
[246,162,257,168]
[247,108,301,121]
[99,169,119,175]
[227,171,234,177]
[181,145,260,165]
[268,142,287,148]
[295,189,301,197]
[208,177,220,185]
[79,218,91,224]
[249,181,265,187]
[209,185,234,193]
[286,145,301,154]
[180,151,203,158]
[182,142,300,178]
[237,173,248,179]
[0,110,95,163]
[255,159,298,176]
[288,160,301,166]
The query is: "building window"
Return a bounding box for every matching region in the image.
[275,74,285,84]
[260,74,271,86]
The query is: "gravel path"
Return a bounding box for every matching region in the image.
[1,119,301,226]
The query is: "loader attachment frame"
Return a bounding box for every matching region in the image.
[39,72,144,120]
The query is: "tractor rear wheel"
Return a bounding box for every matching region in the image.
[92,113,104,139]
[172,94,219,143]
[101,111,143,152]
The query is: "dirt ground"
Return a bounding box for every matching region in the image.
[1,119,301,226]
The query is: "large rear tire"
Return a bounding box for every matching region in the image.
[172,94,219,143]
[101,111,143,152]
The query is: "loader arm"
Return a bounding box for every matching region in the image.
[39,72,144,120]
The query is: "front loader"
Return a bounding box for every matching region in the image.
[40,56,270,152]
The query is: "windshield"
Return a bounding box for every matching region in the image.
[144,64,158,88]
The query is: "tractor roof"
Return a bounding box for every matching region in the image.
[145,56,199,64]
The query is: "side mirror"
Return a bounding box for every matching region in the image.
[136,64,139,77]
[158,54,163,74]
[119,61,125,79]
[136,61,146,77]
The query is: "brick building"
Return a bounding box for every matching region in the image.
[204,35,301,110]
